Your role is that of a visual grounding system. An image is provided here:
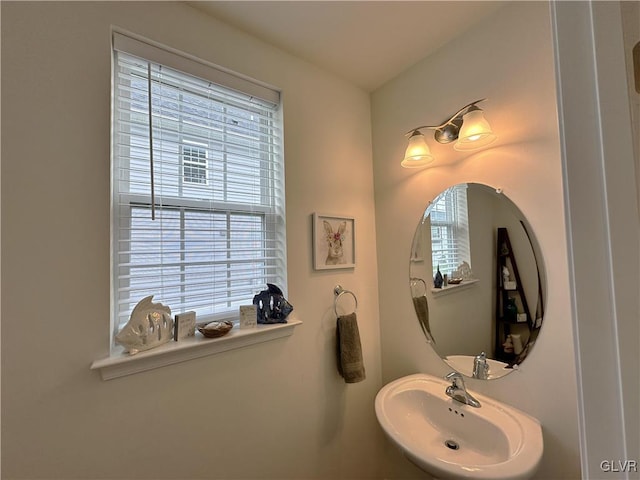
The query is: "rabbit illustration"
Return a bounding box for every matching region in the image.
[323,220,347,265]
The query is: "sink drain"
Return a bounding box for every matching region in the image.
[444,439,460,450]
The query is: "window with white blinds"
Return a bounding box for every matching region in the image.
[429,184,471,276]
[112,34,286,335]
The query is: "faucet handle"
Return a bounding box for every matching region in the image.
[444,371,481,408]
[445,371,465,388]
[445,371,461,380]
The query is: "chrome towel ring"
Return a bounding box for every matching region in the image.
[334,285,358,317]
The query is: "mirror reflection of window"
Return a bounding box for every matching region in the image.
[429,184,471,277]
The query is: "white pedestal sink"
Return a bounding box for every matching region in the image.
[375,373,543,480]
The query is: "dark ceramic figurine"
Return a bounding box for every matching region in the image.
[434,265,444,289]
[252,284,293,324]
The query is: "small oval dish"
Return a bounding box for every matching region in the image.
[197,321,233,338]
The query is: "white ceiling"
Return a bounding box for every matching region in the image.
[190,1,505,92]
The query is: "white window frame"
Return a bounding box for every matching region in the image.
[109,32,289,350]
[181,142,209,186]
[429,184,471,277]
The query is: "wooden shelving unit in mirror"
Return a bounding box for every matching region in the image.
[494,227,534,363]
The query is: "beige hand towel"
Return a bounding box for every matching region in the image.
[412,295,433,342]
[336,313,366,383]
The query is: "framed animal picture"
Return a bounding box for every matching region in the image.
[312,213,355,270]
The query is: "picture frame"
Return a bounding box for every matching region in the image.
[312,213,356,270]
[173,311,197,341]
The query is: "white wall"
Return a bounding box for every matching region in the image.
[372,3,581,479]
[1,2,383,478]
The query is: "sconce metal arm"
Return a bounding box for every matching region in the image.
[404,98,487,137]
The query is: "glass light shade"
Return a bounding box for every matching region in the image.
[454,109,497,151]
[401,131,434,168]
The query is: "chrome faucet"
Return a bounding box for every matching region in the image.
[472,351,489,379]
[445,372,481,408]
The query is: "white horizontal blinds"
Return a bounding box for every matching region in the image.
[112,37,286,331]
[430,184,470,276]
[112,32,280,106]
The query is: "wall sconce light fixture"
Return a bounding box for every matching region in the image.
[401,98,497,168]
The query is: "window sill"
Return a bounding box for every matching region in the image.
[91,318,302,380]
[431,278,479,297]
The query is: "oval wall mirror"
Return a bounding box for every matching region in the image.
[410,183,546,379]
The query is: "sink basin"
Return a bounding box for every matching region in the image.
[445,355,511,379]
[375,373,543,480]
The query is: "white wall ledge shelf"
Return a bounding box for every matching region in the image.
[91,319,302,380]
[431,278,479,297]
